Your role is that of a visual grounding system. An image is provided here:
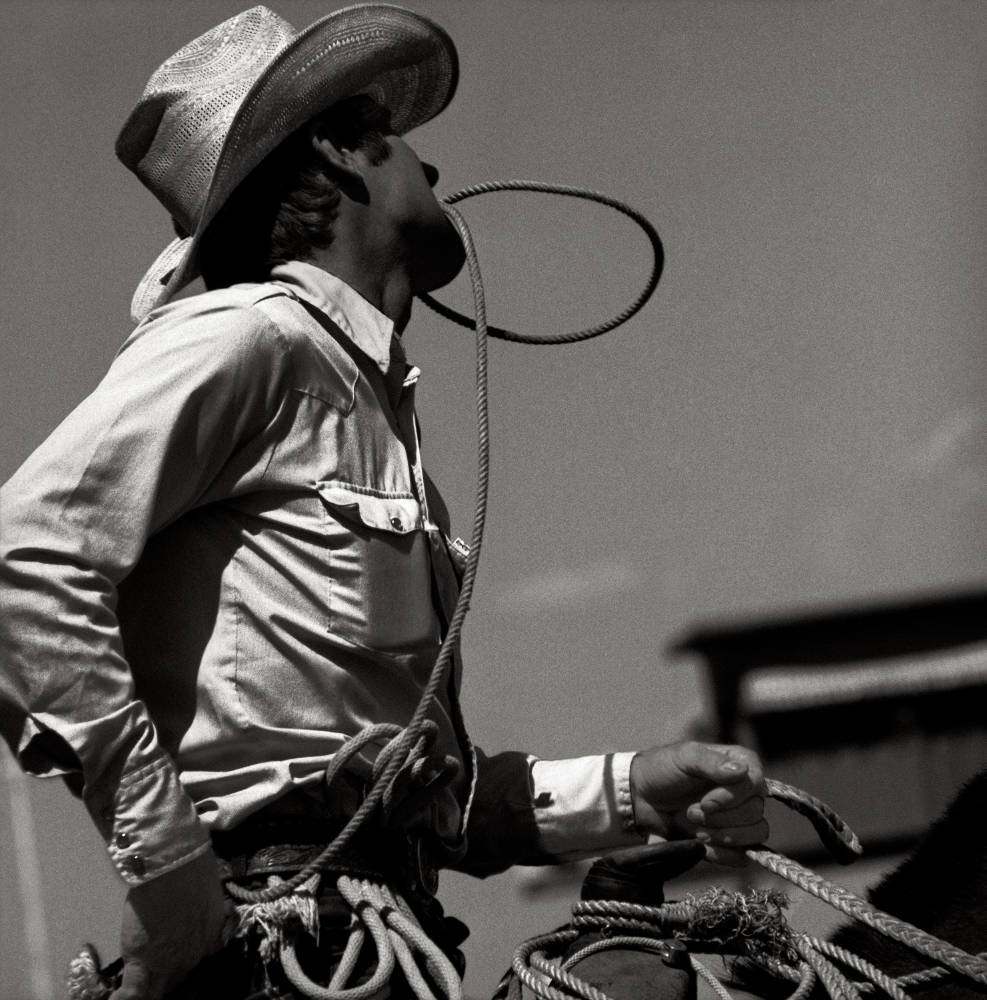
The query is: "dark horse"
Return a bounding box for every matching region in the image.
[821,768,987,999]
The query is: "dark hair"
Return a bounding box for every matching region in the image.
[198,95,393,289]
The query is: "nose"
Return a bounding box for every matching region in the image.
[422,161,439,188]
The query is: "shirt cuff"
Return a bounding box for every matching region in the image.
[530,752,646,862]
[87,756,212,886]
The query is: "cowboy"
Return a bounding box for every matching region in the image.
[0,6,768,999]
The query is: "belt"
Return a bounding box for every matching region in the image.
[212,791,441,898]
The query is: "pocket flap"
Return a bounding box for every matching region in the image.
[317,483,422,534]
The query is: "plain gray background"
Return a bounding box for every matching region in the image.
[1,2,985,997]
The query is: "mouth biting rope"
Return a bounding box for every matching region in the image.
[420,179,665,345]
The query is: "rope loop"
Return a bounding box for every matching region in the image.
[258,875,462,1000]
[419,180,664,345]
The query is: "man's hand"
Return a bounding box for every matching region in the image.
[110,848,233,1000]
[630,741,768,866]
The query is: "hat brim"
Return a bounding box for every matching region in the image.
[133,4,457,322]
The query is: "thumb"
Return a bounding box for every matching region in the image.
[679,742,750,783]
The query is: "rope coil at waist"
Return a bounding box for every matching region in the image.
[228,870,468,1000]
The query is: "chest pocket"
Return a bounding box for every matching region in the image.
[316,482,440,653]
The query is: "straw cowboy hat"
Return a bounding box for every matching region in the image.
[116,4,458,324]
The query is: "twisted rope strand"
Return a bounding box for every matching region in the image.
[748,849,987,987]
[690,956,738,1000]
[795,939,862,1000]
[559,935,672,972]
[327,923,366,992]
[529,954,615,1000]
[764,779,862,863]
[784,962,819,1000]
[806,937,909,1000]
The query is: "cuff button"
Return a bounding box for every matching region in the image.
[126,854,146,878]
[115,832,131,849]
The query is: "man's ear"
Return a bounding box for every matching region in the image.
[308,123,367,190]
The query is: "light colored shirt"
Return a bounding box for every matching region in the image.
[0,261,642,886]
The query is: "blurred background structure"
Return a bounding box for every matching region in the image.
[1,1,985,997]
[677,589,987,855]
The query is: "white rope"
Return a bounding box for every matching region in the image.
[328,922,366,991]
[806,937,910,1000]
[273,875,461,1000]
[388,930,439,1000]
[784,961,819,1000]
[690,955,737,1000]
[375,882,463,1000]
[276,877,393,1000]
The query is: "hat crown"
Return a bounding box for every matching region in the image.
[117,6,297,232]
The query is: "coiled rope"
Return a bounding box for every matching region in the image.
[275,876,462,1000]
[505,781,987,1000]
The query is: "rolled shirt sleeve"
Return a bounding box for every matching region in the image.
[456,749,645,876]
[0,301,288,884]
[531,752,646,862]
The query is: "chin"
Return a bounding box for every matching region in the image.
[413,217,468,293]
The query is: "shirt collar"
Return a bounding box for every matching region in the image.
[268,260,397,374]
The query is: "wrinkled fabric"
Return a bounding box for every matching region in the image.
[0,261,642,886]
